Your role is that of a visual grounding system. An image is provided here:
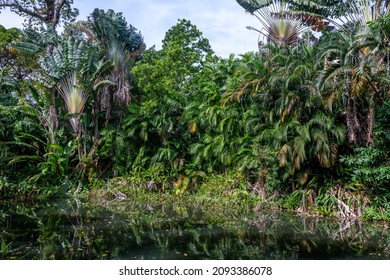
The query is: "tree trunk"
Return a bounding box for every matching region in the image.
[253,178,267,200]
[346,95,359,145]
[366,101,375,146]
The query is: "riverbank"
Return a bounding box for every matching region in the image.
[1,170,389,223]
[82,173,390,223]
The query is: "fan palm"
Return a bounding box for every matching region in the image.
[36,35,113,171]
[57,71,88,136]
[340,0,389,27]
[86,9,145,126]
[239,0,307,46]
[66,9,145,128]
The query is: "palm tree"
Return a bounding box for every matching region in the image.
[237,0,388,147]
[276,113,346,186]
[237,0,308,47]
[65,9,145,129]
[36,35,113,172]
[84,9,145,127]
[316,16,388,146]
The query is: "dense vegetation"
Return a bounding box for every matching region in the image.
[0,0,389,221]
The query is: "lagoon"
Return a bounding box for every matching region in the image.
[0,198,389,260]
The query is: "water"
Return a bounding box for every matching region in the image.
[0,198,389,260]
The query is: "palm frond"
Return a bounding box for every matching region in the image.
[8,155,42,165]
[279,143,292,167]
[93,79,116,91]
[236,0,273,13]
[58,72,88,115]
[239,0,310,46]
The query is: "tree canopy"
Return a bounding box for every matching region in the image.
[0,0,79,29]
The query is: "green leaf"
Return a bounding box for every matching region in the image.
[1,238,6,253]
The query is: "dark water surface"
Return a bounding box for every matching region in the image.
[0,198,389,260]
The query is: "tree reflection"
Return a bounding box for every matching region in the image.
[0,199,389,259]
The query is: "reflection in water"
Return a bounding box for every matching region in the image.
[0,198,389,260]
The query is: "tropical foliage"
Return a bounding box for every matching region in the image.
[0,1,389,220]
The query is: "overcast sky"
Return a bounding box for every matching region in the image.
[0,0,261,57]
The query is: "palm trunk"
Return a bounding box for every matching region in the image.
[346,95,360,145]
[47,104,59,145]
[104,98,112,127]
[94,91,101,140]
[75,117,82,160]
[366,102,375,146]
[253,178,267,200]
[366,81,380,147]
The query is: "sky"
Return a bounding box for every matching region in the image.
[0,0,261,58]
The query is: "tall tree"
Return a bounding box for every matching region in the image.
[68,9,145,128]
[0,25,22,93]
[110,19,214,176]
[132,19,213,97]
[0,0,78,29]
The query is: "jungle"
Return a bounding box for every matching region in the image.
[0,0,389,260]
